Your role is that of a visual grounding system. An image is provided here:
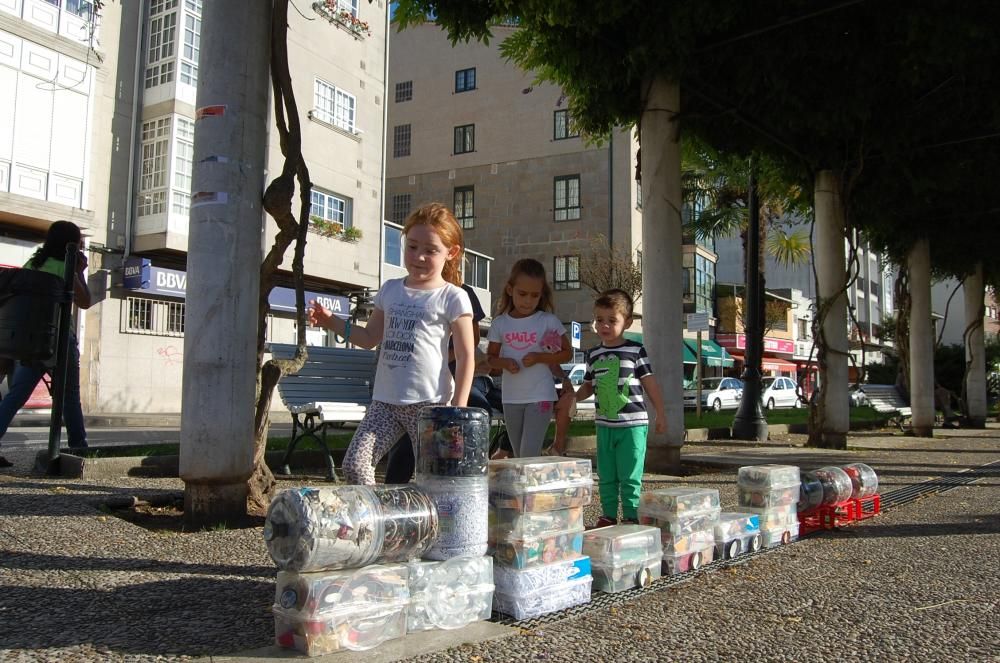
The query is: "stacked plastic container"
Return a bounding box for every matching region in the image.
[583,524,662,593]
[265,485,439,655]
[489,457,594,619]
[738,464,801,547]
[713,513,762,560]
[639,487,721,574]
[415,407,491,560]
[405,556,494,631]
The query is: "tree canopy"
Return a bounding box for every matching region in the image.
[395,0,1000,280]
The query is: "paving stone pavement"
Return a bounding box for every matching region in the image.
[0,426,997,662]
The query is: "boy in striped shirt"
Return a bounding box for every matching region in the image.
[572,289,665,528]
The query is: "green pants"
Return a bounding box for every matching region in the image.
[596,424,647,520]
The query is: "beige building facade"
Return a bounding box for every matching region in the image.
[1,0,392,415]
[386,22,643,352]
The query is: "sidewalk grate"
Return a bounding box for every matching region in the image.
[492,458,999,627]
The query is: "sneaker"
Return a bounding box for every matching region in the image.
[0,456,13,468]
[593,515,617,528]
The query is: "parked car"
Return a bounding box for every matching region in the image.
[760,376,803,410]
[558,363,595,410]
[683,377,743,411]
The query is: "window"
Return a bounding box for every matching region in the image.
[798,318,809,339]
[313,79,356,133]
[454,124,475,154]
[145,6,178,89]
[391,193,411,225]
[336,0,358,16]
[455,67,476,92]
[636,180,642,210]
[553,255,580,290]
[464,253,490,290]
[139,117,171,216]
[384,224,402,266]
[122,297,186,337]
[310,189,352,231]
[395,81,412,102]
[454,186,474,229]
[694,253,715,314]
[172,117,194,214]
[393,124,411,157]
[553,110,578,140]
[66,0,94,19]
[180,7,201,86]
[554,175,580,221]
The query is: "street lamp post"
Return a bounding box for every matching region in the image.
[732,156,769,441]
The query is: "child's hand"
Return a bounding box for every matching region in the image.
[521,352,539,367]
[503,358,520,374]
[308,300,331,328]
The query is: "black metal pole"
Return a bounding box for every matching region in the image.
[46,243,77,474]
[732,157,768,440]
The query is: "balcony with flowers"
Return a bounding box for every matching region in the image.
[313,1,371,39]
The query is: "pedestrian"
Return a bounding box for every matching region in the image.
[570,289,665,527]
[383,280,489,484]
[0,221,92,468]
[489,363,576,459]
[485,258,572,457]
[308,203,474,485]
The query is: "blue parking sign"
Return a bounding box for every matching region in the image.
[571,321,582,349]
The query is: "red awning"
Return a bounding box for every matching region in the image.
[728,353,798,375]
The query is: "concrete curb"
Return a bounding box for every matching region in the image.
[35,447,348,479]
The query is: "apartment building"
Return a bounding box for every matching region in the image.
[385,21,644,352]
[1,0,391,414]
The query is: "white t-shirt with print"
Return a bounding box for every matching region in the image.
[487,310,566,404]
[372,278,472,404]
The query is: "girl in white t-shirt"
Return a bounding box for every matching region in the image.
[309,203,475,485]
[486,258,572,457]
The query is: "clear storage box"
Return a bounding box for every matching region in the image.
[737,464,801,488]
[744,505,798,530]
[662,541,715,575]
[713,513,762,559]
[582,524,662,566]
[488,457,593,511]
[406,556,494,632]
[489,506,584,541]
[737,484,800,509]
[273,565,409,655]
[592,556,661,593]
[761,522,799,548]
[492,526,584,569]
[493,555,591,596]
[638,487,720,516]
[493,575,592,620]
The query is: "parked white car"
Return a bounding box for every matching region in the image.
[760,376,803,410]
[558,363,595,410]
[683,377,743,411]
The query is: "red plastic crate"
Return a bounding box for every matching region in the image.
[798,493,881,535]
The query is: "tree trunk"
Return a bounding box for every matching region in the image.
[638,76,684,473]
[963,262,987,428]
[907,239,934,436]
[893,267,911,394]
[180,0,272,528]
[808,170,849,449]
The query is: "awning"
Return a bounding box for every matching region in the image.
[683,338,734,368]
[729,353,798,374]
[625,331,697,364]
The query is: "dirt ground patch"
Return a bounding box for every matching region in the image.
[103,493,264,533]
